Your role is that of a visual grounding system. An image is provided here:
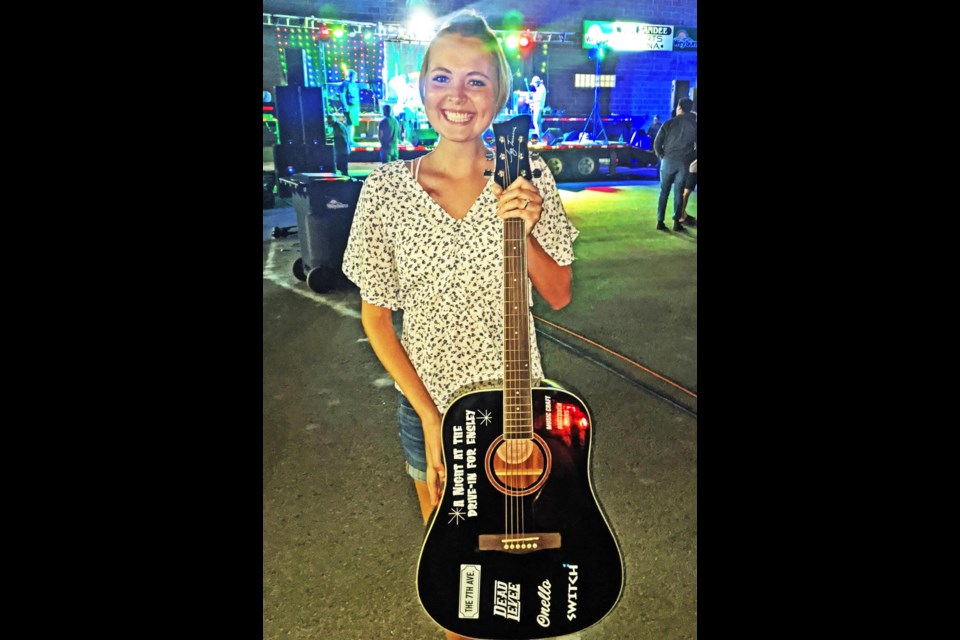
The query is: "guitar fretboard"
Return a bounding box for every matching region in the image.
[503,217,532,440]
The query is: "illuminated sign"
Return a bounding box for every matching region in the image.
[674,27,697,51]
[582,20,674,51]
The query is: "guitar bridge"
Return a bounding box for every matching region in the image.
[478,533,561,554]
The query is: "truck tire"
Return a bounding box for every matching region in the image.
[573,153,599,179]
[543,154,566,180]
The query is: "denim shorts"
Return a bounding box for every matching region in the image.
[397,392,427,482]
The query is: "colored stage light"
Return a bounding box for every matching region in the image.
[505,34,519,50]
[333,27,344,38]
[518,31,534,58]
[588,44,608,61]
[407,8,435,41]
[318,24,330,41]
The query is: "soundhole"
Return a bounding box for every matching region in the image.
[484,434,552,496]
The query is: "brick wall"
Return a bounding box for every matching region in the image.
[263,1,696,139]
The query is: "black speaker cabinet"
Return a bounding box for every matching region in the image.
[284,48,306,86]
[274,142,336,175]
[274,142,305,179]
[275,86,326,145]
[299,86,326,144]
[275,85,304,145]
[305,142,336,173]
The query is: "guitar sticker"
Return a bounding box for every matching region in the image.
[447,410,481,523]
[536,579,553,628]
[447,507,466,524]
[564,563,579,621]
[458,564,481,619]
[492,580,522,622]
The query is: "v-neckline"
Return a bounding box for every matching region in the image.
[408,157,495,222]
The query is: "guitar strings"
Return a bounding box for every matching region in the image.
[501,128,534,547]
[501,134,516,547]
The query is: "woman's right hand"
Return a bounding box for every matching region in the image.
[422,410,446,506]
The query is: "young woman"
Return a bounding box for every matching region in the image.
[342,12,579,637]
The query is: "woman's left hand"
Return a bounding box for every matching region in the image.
[492,177,542,236]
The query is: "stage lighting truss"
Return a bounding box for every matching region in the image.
[263,14,577,47]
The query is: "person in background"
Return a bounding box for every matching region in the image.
[327,114,350,176]
[679,111,697,226]
[378,104,404,164]
[528,75,547,137]
[646,115,662,143]
[339,69,361,151]
[680,157,697,226]
[653,98,697,232]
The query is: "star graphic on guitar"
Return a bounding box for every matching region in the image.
[447,507,466,525]
[477,409,493,426]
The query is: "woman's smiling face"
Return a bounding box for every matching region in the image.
[422,34,498,143]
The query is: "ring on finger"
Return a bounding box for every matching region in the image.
[521,197,531,209]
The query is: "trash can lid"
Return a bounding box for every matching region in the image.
[292,172,352,182]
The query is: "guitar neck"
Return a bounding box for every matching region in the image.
[503,217,532,440]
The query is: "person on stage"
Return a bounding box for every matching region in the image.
[528,75,547,137]
[339,69,361,151]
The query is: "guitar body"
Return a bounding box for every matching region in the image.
[416,385,623,639]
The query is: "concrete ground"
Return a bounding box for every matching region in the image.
[263,163,697,639]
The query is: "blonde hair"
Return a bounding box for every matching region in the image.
[418,10,513,116]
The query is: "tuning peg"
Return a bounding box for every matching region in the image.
[532,169,542,178]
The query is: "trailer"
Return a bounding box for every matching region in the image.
[530,140,659,182]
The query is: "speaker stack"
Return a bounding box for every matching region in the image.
[284,49,307,87]
[274,84,336,195]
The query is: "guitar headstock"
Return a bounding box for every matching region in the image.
[491,115,538,191]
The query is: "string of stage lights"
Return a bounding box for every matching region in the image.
[267,12,576,98]
[264,13,577,45]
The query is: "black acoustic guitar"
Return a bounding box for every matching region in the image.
[416,115,623,639]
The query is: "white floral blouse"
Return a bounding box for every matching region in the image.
[342,154,579,413]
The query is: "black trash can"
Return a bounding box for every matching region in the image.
[280,173,363,293]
